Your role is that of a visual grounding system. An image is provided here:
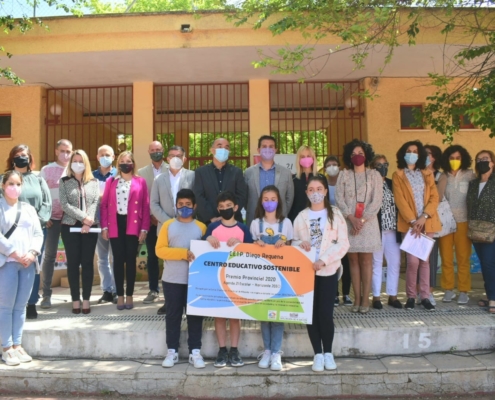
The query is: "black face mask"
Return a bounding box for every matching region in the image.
[13,156,29,169]
[218,207,235,220]
[477,161,491,175]
[119,163,134,174]
[375,165,388,178]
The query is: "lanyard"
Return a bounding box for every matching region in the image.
[354,170,368,203]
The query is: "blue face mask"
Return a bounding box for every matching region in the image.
[99,156,113,168]
[404,153,419,166]
[214,148,229,163]
[177,206,194,218]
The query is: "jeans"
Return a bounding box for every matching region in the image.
[372,231,401,296]
[146,224,159,293]
[261,322,284,353]
[0,262,36,348]
[61,223,98,301]
[96,233,115,293]
[163,281,203,353]
[336,254,351,297]
[28,227,47,305]
[41,220,62,298]
[473,241,495,301]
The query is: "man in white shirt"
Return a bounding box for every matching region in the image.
[150,145,195,315]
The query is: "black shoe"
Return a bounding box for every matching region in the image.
[372,300,383,310]
[334,296,340,307]
[26,304,38,319]
[388,298,403,309]
[112,293,118,304]
[228,348,244,367]
[405,298,415,310]
[98,291,114,304]
[157,305,166,315]
[343,295,353,306]
[214,348,229,368]
[421,298,435,311]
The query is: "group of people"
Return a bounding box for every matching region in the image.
[0,135,494,373]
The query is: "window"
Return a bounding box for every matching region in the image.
[0,114,11,138]
[400,105,423,129]
[455,112,476,129]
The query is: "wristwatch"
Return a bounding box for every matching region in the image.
[29,250,39,257]
[423,213,429,219]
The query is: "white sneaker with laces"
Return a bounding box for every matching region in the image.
[270,352,283,371]
[458,292,469,304]
[443,290,456,302]
[1,348,20,366]
[429,293,437,306]
[14,347,32,363]
[312,354,324,372]
[162,349,178,368]
[257,350,271,369]
[324,352,337,370]
[189,349,205,369]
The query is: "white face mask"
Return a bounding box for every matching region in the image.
[169,157,183,170]
[71,162,85,174]
[326,166,339,177]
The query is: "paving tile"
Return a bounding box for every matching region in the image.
[381,355,437,374]
[425,352,487,372]
[40,359,98,378]
[335,357,387,374]
[88,360,140,376]
[471,351,495,370]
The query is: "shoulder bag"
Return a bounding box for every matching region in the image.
[468,220,495,243]
[3,201,22,239]
[433,197,457,239]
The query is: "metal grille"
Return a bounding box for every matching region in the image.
[154,83,250,170]
[43,86,133,169]
[270,81,364,167]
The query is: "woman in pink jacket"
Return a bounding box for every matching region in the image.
[101,151,150,310]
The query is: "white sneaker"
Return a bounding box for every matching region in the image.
[312,354,324,372]
[270,352,283,371]
[429,293,437,306]
[14,347,32,363]
[162,349,178,368]
[257,350,271,369]
[416,293,421,305]
[189,349,205,369]
[443,290,456,303]
[2,348,20,366]
[324,352,337,370]
[458,292,469,304]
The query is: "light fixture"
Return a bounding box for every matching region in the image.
[46,104,62,125]
[180,24,191,33]
[345,97,364,117]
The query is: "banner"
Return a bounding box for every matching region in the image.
[187,241,316,324]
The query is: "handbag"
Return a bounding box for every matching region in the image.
[433,197,456,239]
[4,201,22,239]
[468,220,495,243]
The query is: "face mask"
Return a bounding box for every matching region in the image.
[177,206,194,218]
[169,157,183,170]
[477,161,491,175]
[351,154,366,167]
[375,165,388,177]
[262,200,278,213]
[71,162,85,174]
[404,153,419,166]
[4,185,21,199]
[218,207,235,220]
[13,156,29,169]
[214,148,229,163]
[119,163,134,174]
[308,192,326,204]
[449,159,461,171]
[299,157,314,168]
[150,152,163,162]
[425,156,431,167]
[58,152,71,164]
[99,156,113,168]
[260,148,276,161]
[326,166,339,177]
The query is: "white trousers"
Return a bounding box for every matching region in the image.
[372,230,401,296]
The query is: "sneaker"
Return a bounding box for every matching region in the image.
[421,298,435,311]
[334,296,340,306]
[26,304,37,320]
[343,295,353,306]
[324,352,337,370]
[162,349,178,368]
[143,291,159,304]
[443,290,456,303]
[416,293,421,305]
[40,296,51,309]
[1,348,20,366]
[189,349,205,369]
[312,354,324,372]
[14,347,32,363]
[405,298,415,310]
[429,293,437,306]
[97,291,114,304]
[270,352,283,371]
[257,350,271,369]
[229,348,244,367]
[214,348,229,368]
[458,292,469,304]
[157,305,166,316]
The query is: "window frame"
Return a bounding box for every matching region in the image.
[0,114,12,138]
[400,104,424,130]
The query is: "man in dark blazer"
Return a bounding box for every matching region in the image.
[194,138,248,224]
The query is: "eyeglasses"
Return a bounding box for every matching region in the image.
[476,157,491,163]
[375,163,389,168]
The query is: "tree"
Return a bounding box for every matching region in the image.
[221,1,495,143]
[87,0,223,13]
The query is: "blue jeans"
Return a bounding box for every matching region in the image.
[473,241,495,301]
[261,322,284,353]
[28,227,47,305]
[96,233,115,293]
[0,262,36,348]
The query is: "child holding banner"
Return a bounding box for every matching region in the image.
[155,189,207,369]
[292,175,350,372]
[204,191,253,368]
[250,185,293,371]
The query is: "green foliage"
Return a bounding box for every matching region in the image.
[87,0,224,13]
[272,130,328,166]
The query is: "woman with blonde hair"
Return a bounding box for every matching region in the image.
[288,145,320,222]
[59,149,100,314]
[101,151,150,310]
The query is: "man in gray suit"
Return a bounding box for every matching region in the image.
[244,135,294,227]
[137,141,168,304]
